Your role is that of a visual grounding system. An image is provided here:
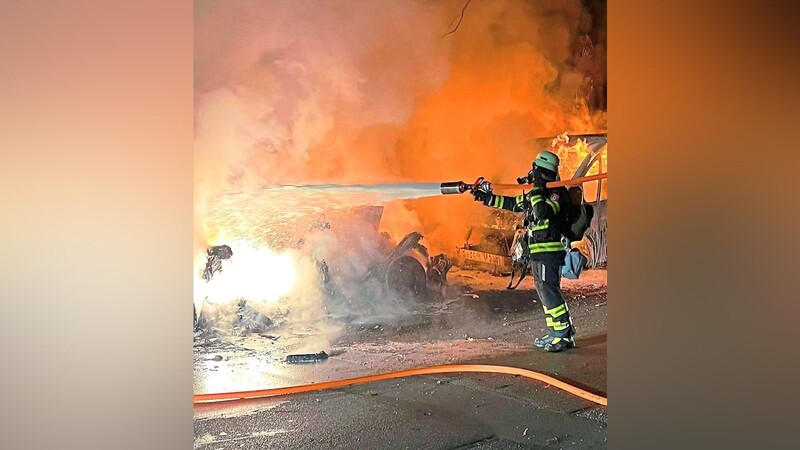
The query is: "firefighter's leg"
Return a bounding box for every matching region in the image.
[531,260,576,352]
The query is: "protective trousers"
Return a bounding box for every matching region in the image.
[531,259,574,338]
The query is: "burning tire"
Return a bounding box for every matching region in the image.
[385,255,428,302]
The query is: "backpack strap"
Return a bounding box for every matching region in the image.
[507,262,529,290]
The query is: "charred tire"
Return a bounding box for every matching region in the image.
[385,255,428,302]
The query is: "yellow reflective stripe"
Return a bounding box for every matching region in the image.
[551,337,562,345]
[546,317,569,327]
[546,319,569,331]
[529,194,544,206]
[546,199,560,213]
[545,304,566,316]
[515,194,524,204]
[528,242,564,253]
[531,219,549,231]
[498,196,505,208]
[545,304,567,318]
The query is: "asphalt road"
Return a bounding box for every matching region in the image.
[194,269,607,449]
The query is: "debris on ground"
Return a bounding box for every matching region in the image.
[427,254,453,285]
[233,300,273,333]
[286,351,329,364]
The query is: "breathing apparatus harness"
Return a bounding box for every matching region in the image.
[508,165,563,289]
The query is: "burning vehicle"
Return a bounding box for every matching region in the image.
[454,133,608,274]
[193,206,451,331]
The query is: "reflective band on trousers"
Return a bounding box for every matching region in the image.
[546,317,569,330]
[545,304,567,318]
[528,242,564,253]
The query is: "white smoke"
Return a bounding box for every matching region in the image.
[193,0,606,345]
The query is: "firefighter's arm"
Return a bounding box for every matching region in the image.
[480,193,523,212]
[470,180,527,212]
[480,189,545,213]
[529,188,564,222]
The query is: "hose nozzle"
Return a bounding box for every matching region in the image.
[440,181,469,195]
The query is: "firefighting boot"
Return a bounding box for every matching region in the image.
[534,329,577,351]
[544,335,575,352]
[536,303,577,352]
[533,334,553,348]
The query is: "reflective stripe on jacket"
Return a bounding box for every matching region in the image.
[484,186,568,260]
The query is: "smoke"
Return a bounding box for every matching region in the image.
[194,0,605,326]
[196,216,422,350]
[195,0,605,258]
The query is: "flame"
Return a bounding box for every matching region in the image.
[194,0,607,255]
[549,133,586,179]
[550,133,608,201]
[197,241,298,305]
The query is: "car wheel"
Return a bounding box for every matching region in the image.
[385,255,428,303]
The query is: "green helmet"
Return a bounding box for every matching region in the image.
[533,150,560,173]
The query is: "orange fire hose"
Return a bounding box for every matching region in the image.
[491,172,608,192]
[194,364,607,407]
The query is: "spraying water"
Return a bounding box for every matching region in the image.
[205,182,450,249]
[223,182,445,202]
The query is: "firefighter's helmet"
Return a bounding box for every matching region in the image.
[533,150,560,173]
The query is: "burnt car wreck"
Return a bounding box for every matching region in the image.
[194,207,454,331]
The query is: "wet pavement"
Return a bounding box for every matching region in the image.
[194,269,607,449]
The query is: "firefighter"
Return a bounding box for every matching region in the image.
[471,150,576,352]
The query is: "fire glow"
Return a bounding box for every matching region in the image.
[550,134,608,200]
[194,0,607,262]
[197,240,298,305]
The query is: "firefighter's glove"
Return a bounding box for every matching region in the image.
[471,181,493,203]
[471,189,490,203]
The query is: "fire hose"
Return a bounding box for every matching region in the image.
[194,364,607,406]
[439,173,607,195]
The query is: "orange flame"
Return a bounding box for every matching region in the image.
[194,0,606,256]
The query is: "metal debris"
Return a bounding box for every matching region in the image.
[202,245,233,282]
[233,300,273,333]
[286,351,329,364]
[427,253,453,284]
